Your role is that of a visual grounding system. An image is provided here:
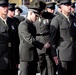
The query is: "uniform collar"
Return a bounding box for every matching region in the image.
[62,12,69,19]
[0,16,7,25]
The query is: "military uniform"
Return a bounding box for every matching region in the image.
[7,3,20,75]
[18,8,44,75]
[71,2,76,17]
[34,2,56,75]
[7,17,19,75]
[34,10,56,75]
[0,18,10,71]
[0,0,10,75]
[70,3,76,75]
[50,0,75,74]
[7,17,19,63]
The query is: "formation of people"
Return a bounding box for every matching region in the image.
[0,0,76,75]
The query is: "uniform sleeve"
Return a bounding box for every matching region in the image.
[18,22,34,47]
[50,17,59,57]
[18,22,44,49]
[32,40,44,49]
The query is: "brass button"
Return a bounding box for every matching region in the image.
[8,42,11,47]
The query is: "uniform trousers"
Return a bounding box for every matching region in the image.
[58,61,74,75]
[20,61,37,75]
[38,54,54,75]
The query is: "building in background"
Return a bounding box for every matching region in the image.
[9,0,76,6]
[9,0,22,6]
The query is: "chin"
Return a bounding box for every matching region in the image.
[68,11,71,13]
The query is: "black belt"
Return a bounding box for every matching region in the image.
[36,32,49,36]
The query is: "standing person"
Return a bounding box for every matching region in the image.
[44,2,56,22]
[34,2,56,75]
[18,7,50,75]
[71,2,76,17]
[70,2,76,75]
[55,1,62,15]
[50,0,75,75]
[0,0,10,75]
[7,3,19,75]
[15,6,25,23]
[46,2,56,15]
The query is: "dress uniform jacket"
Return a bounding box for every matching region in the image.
[34,17,50,54]
[0,18,10,70]
[50,13,75,61]
[70,14,76,61]
[34,12,54,54]
[18,19,44,62]
[7,17,20,64]
[34,12,56,75]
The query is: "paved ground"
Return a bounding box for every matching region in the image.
[18,64,41,75]
[18,70,58,75]
[36,73,41,75]
[18,64,58,75]
[18,71,40,75]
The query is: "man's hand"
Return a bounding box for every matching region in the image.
[44,42,51,48]
[53,56,59,65]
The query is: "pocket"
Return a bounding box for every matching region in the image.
[59,41,72,49]
[60,22,69,30]
[0,29,6,33]
[60,22,71,37]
